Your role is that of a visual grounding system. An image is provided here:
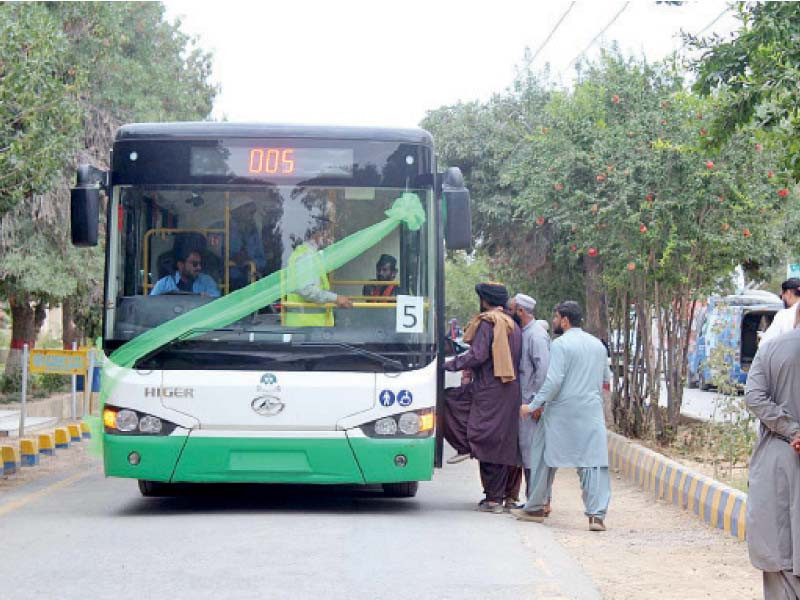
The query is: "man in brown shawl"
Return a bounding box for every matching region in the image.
[444,282,522,513]
[744,307,800,598]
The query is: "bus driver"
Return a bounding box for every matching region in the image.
[150,248,221,297]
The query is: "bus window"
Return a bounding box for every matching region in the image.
[106,184,435,352]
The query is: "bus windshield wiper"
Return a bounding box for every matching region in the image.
[293,341,404,371]
[132,327,238,365]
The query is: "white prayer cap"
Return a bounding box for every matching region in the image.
[514,293,536,312]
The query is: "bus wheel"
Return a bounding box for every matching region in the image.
[699,372,712,392]
[687,372,698,389]
[382,481,419,498]
[138,480,173,497]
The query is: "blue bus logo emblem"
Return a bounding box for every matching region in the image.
[397,390,413,407]
[379,390,395,407]
[260,373,277,386]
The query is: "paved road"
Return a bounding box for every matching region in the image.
[0,457,598,600]
[658,385,750,423]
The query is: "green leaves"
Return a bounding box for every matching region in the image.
[691,2,800,180]
[424,43,800,357]
[0,4,81,213]
[0,2,218,329]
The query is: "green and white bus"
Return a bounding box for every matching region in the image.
[70,123,471,497]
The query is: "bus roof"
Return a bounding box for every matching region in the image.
[115,122,433,145]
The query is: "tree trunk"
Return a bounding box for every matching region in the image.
[665,293,693,438]
[62,297,82,349]
[583,255,608,340]
[4,294,39,377]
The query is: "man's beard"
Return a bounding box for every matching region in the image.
[784,298,791,309]
[512,313,522,326]
[553,323,564,335]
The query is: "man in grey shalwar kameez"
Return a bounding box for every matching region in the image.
[511,301,611,531]
[744,323,800,599]
[507,293,550,507]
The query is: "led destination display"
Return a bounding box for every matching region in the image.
[190,145,354,179]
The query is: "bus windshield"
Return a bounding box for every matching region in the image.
[104,184,436,368]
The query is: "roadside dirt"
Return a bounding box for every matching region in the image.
[529,468,760,599]
[607,411,753,494]
[0,432,100,494]
[0,392,101,494]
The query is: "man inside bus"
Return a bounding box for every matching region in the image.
[284,222,353,326]
[362,254,399,299]
[150,247,221,297]
[228,201,267,291]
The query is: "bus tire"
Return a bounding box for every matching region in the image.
[382,481,419,498]
[138,479,173,497]
[687,373,698,389]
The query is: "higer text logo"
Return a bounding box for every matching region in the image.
[144,387,195,398]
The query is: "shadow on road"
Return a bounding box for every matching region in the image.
[113,483,428,517]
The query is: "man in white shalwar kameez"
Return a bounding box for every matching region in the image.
[760,278,800,345]
[511,301,611,531]
[745,310,800,599]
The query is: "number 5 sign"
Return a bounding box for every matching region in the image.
[396,295,424,333]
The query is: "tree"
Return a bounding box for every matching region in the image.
[690,2,800,181]
[444,253,494,327]
[425,48,796,441]
[0,3,217,384]
[0,4,82,215]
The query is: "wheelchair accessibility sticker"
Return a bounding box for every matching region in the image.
[397,390,413,407]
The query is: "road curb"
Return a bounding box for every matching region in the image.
[0,424,87,480]
[607,431,746,541]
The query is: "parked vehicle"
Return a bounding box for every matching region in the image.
[687,291,782,390]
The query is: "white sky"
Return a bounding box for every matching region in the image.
[162,0,739,127]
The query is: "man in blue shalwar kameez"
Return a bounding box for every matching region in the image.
[511,300,612,531]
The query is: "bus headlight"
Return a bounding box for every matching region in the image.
[397,412,420,435]
[362,410,434,438]
[115,409,139,432]
[103,405,177,436]
[374,417,398,436]
[138,415,163,434]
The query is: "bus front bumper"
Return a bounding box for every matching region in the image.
[103,430,434,485]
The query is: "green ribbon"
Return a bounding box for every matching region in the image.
[85,193,426,450]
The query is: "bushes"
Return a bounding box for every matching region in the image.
[0,370,70,401]
[33,373,70,397]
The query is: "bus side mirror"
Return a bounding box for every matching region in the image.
[71,165,106,247]
[442,167,472,250]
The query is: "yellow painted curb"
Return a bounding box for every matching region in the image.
[38,433,56,456]
[54,427,71,449]
[67,424,82,442]
[2,444,21,475]
[19,439,39,467]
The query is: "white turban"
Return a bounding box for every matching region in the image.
[514,293,536,313]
